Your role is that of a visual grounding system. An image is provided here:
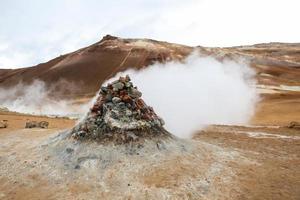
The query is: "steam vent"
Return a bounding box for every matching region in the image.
[70,75,172,144]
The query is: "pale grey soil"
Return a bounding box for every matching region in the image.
[0,128,247,200]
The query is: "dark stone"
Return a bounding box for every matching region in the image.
[74,165,80,169]
[66,148,74,154]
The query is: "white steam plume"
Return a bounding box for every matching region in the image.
[0,51,258,138]
[108,51,259,138]
[0,80,90,117]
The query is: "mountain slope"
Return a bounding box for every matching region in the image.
[1,36,300,99]
[0,35,192,97]
[0,35,299,125]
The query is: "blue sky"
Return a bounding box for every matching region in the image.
[0,0,299,68]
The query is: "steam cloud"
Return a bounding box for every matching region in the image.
[0,80,90,117]
[108,51,259,138]
[0,51,258,138]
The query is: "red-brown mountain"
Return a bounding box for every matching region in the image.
[0,35,193,98]
[1,35,299,98]
[1,35,300,125]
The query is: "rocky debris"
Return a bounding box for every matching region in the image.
[25,120,49,129]
[71,75,171,144]
[0,120,8,128]
[288,121,300,129]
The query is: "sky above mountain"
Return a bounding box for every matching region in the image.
[0,0,299,68]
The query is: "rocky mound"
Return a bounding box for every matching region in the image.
[70,75,171,144]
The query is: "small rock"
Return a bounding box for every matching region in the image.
[66,148,74,154]
[125,75,131,82]
[100,86,108,94]
[288,121,300,129]
[119,76,126,82]
[126,103,132,108]
[38,121,49,128]
[112,97,122,104]
[25,121,39,128]
[74,165,80,169]
[125,82,132,88]
[127,132,138,140]
[105,93,113,101]
[74,131,87,139]
[125,110,132,117]
[112,82,124,91]
[117,102,126,108]
[129,88,142,98]
[156,142,166,150]
[25,120,49,128]
[158,118,165,126]
[0,120,8,128]
[122,94,132,103]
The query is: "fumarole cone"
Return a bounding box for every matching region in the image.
[70,75,172,144]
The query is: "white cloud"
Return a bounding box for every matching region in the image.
[0,0,299,68]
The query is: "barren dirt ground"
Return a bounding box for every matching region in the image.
[0,113,75,199]
[194,125,300,200]
[0,105,299,199]
[252,92,300,125]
